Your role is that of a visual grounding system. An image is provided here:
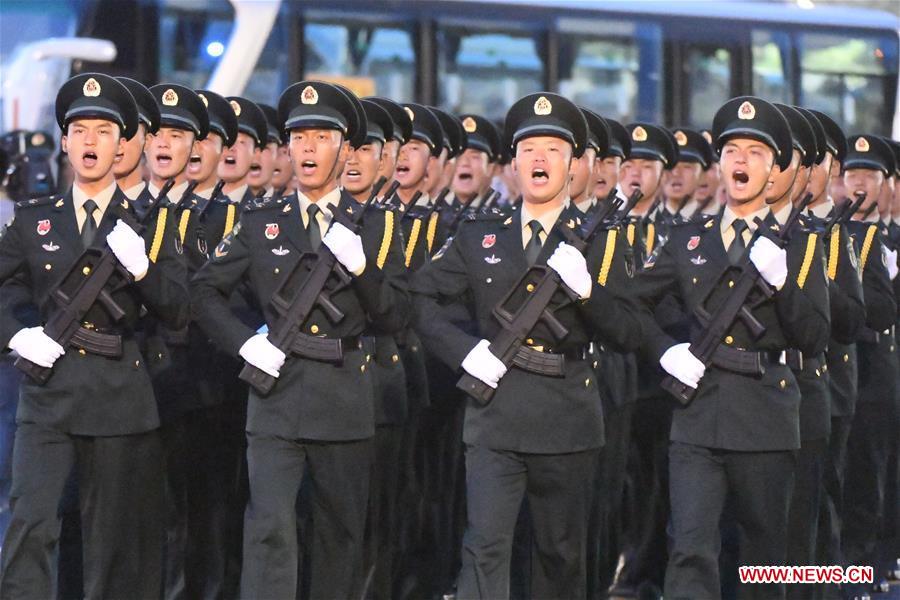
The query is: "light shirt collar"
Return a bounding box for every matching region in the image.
[224,183,248,204]
[148,180,189,202]
[721,204,770,237]
[122,181,146,201]
[73,180,117,215]
[773,202,792,226]
[810,199,834,219]
[415,193,431,208]
[520,201,565,237]
[297,186,342,224]
[574,196,596,213]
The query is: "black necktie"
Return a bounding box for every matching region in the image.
[307,204,322,251]
[525,219,543,266]
[728,218,748,265]
[81,199,98,247]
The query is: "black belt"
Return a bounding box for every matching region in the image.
[858,325,895,345]
[290,332,362,364]
[711,344,786,376]
[70,325,123,358]
[512,344,590,377]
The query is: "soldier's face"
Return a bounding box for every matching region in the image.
[512,136,575,205]
[806,152,833,200]
[187,131,224,185]
[426,148,448,194]
[697,163,720,199]
[395,140,432,190]
[877,174,894,215]
[663,161,702,200]
[720,138,775,204]
[830,160,846,201]
[843,168,884,213]
[568,147,596,199]
[63,118,124,183]
[619,158,663,199]
[247,141,276,189]
[453,148,492,200]
[288,128,347,192]
[593,155,621,200]
[271,145,293,189]
[439,156,457,192]
[377,140,400,180]
[341,141,384,195]
[218,132,255,183]
[767,150,800,204]
[144,126,195,180]
[113,122,146,178]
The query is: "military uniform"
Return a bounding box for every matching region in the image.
[0,73,189,599]
[412,93,643,598]
[191,81,409,599]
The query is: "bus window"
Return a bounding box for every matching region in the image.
[437,27,543,120]
[158,1,233,90]
[303,18,416,102]
[243,7,291,106]
[799,31,898,135]
[752,29,791,104]
[685,45,732,129]
[556,18,662,124]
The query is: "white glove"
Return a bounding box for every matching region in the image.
[323,221,366,274]
[547,242,592,299]
[8,327,65,368]
[107,220,150,279]
[461,339,507,389]
[749,236,788,289]
[239,333,286,378]
[660,342,705,389]
[883,246,898,280]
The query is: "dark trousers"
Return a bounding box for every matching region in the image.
[456,444,598,600]
[665,441,795,600]
[0,423,163,600]
[786,437,827,599]
[362,424,403,600]
[239,432,371,600]
[843,402,892,574]
[816,416,853,599]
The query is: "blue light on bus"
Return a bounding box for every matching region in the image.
[206,41,224,58]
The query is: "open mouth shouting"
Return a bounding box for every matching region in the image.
[155,153,173,170]
[249,162,262,177]
[731,169,750,192]
[530,167,549,186]
[187,153,202,175]
[82,151,99,169]
[300,160,317,177]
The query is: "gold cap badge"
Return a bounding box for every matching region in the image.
[162,88,179,107]
[632,126,648,142]
[463,116,477,133]
[301,85,318,105]
[230,100,241,116]
[855,137,870,152]
[82,77,101,97]
[675,130,688,146]
[533,96,552,116]
[738,101,755,120]
[31,133,46,146]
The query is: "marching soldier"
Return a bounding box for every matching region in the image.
[367,97,413,189]
[248,104,281,198]
[412,92,643,598]
[112,77,159,200]
[428,107,464,201]
[841,133,898,595]
[0,73,189,599]
[569,107,609,216]
[191,81,408,599]
[451,114,502,214]
[633,96,830,599]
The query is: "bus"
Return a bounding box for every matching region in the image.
[2,0,898,137]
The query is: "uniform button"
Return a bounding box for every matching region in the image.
[360,364,366,373]
[411,345,418,352]
[593,361,599,369]
[584,378,591,388]
[82,266,91,275]
[843,354,849,362]
[486,277,492,283]
[274,267,280,274]
[78,348,86,356]
[526,284,535,292]
[44,263,52,270]
[822,364,828,372]
[135,360,141,368]
[891,345,896,352]
[526,338,534,345]
[815,368,821,377]
[366,354,372,363]
[692,277,698,285]
[725,335,734,345]
[779,379,786,389]
[392,354,399,363]
[310,324,319,334]
[728,280,734,288]
[158,352,163,359]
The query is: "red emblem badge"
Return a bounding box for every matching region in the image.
[686,235,700,251]
[482,234,496,249]
[36,219,51,236]
[265,223,279,240]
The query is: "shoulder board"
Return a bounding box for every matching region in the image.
[465,208,505,221]
[15,195,58,210]
[243,198,285,213]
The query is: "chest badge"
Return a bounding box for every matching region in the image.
[271,245,290,256]
[42,241,59,252]
[484,254,501,265]
[690,255,707,266]
[482,234,496,249]
[36,219,51,236]
[686,235,700,251]
[265,223,280,240]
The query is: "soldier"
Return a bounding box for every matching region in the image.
[248,104,281,198]
[218,97,268,209]
[592,118,630,207]
[412,92,643,598]
[633,96,830,599]
[394,103,443,209]
[428,107,465,201]
[112,77,159,200]
[568,107,610,216]
[451,114,502,213]
[367,97,412,190]
[0,73,189,599]
[661,128,714,222]
[841,133,898,595]
[694,129,724,220]
[191,81,408,599]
